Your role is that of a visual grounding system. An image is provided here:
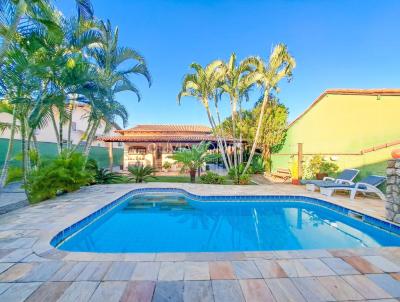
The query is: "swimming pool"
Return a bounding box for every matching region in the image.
[53,189,400,253]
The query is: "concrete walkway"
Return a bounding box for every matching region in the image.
[0,182,28,215]
[0,183,398,301]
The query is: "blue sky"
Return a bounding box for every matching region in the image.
[58,0,400,127]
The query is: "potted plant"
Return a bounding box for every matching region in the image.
[318,161,339,179]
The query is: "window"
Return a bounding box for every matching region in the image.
[128,147,146,155]
[72,122,77,131]
[118,142,123,147]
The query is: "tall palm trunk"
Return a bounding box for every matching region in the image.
[213,100,232,168]
[70,120,92,153]
[0,110,17,188]
[205,104,230,170]
[84,119,100,157]
[20,118,31,200]
[50,109,61,154]
[243,92,269,175]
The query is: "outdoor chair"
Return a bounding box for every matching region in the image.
[303,169,360,192]
[317,175,386,200]
[271,168,292,182]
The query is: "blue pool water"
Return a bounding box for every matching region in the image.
[58,193,400,253]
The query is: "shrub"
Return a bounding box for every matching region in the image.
[86,158,125,184]
[228,164,251,185]
[200,171,225,184]
[26,152,92,203]
[5,166,23,185]
[250,155,265,174]
[128,165,156,183]
[303,155,339,179]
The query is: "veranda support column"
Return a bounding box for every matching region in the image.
[108,142,113,172]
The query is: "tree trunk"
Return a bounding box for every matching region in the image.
[262,145,271,172]
[50,109,61,154]
[20,119,30,201]
[189,169,196,183]
[84,119,100,158]
[242,92,269,175]
[70,120,92,153]
[205,105,230,170]
[0,110,17,188]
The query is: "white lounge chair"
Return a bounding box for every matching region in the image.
[303,169,360,192]
[318,175,386,200]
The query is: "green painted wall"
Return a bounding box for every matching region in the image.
[0,138,123,168]
[271,93,400,179]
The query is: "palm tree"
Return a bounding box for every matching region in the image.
[128,165,156,183]
[83,19,151,157]
[177,61,232,169]
[170,141,215,183]
[242,44,295,175]
[220,53,256,172]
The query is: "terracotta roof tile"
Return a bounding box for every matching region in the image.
[99,134,222,143]
[116,124,211,133]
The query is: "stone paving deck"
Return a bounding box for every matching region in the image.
[0,183,398,301]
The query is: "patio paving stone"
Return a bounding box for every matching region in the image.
[239,279,275,302]
[342,256,383,274]
[152,281,184,302]
[158,262,185,281]
[120,281,155,302]
[0,282,41,302]
[342,274,392,299]
[265,278,306,302]
[50,261,89,281]
[212,280,245,302]
[321,257,361,275]
[183,280,214,302]
[362,255,400,273]
[88,281,127,302]
[317,276,364,301]
[184,261,210,280]
[57,281,99,302]
[232,260,262,279]
[0,262,35,282]
[367,274,400,298]
[19,261,64,282]
[254,260,287,278]
[131,262,160,281]
[209,261,236,280]
[276,259,312,277]
[103,261,136,281]
[75,261,111,281]
[25,281,71,302]
[291,276,335,302]
[299,259,336,276]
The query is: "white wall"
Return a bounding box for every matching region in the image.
[0,105,123,148]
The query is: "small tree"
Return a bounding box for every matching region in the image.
[170,141,215,183]
[221,100,288,172]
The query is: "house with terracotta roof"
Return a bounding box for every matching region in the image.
[271,89,400,179]
[100,124,222,171]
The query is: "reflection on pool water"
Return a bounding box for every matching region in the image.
[58,193,400,253]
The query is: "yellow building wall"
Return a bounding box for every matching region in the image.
[271,93,400,179]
